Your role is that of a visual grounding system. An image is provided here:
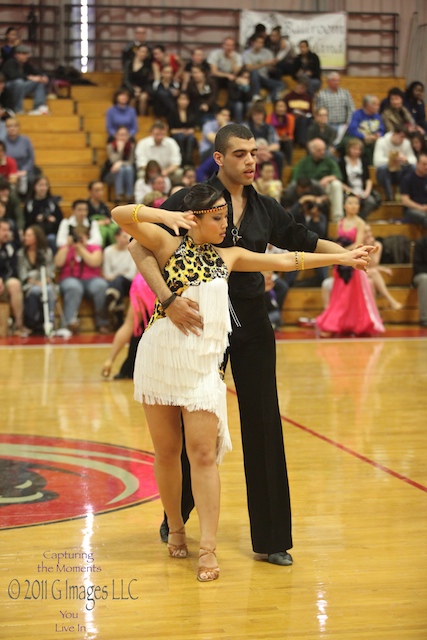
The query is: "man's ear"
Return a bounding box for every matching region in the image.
[213,151,223,167]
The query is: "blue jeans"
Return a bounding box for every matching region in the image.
[376,164,412,201]
[6,78,46,112]
[250,71,285,101]
[112,165,135,198]
[60,277,108,327]
[24,284,56,328]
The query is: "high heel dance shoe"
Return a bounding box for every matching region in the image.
[197,548,219,582]
[101,359,112,378]
[167,526,188,558]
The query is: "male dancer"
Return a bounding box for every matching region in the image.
[130,124,352,565]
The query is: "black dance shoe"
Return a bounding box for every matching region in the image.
[268,551,293,566]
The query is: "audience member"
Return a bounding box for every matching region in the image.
[181,166,197,189]
[181,48,210,91]
[151,64,180,119]
[283,78,313,146]
[3,117,35,195]
[400,153,427,229]
[55,224,109,334]
[408,131,427,159]
[292,40,321,96]
[198,107,231,162]
[346,95,385,163]
[0,218,25,334]
[292,138,343,220]
[413,235,427,327]
[105,88,138,141]
[254,138,280,179]
[242,35,285,102]
[134,159,171,204]
[0,72,14,139]
[264,26,296,77]
[0,196,19,248]
[207,37,242,91]
[0,139,18,183]
[2,45,49,115]
[1,27,21,67]
[104,126,135,203]
[306,107,336,153]
[227,68,254,124]
[263,269,287,330]
[254,161,283,202]
[245,102,284,175]
[381,87,418,133]
[363,224,402,311]
[281,176,327,212]
[135,121,182,182]
[0,176,23,231]
[151,45,183,84]
[316,194,384,337]
[122,44,153,116]
[56,199,102,248]
[17,224,55,333]
[315,71,355,130]
[290,197,329,286]
[121,26,151,68]
[86,181,117,247]
[339,137,380,219]
[403,81,427,134]
[24,175,63,252]
[186,64,217,126]
[167,91,198,167]
[373,126,416,201]
[103,228,137,321]
[245,23,267,49]
[266,99,295,165]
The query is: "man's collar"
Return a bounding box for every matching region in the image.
[208,172,255,200]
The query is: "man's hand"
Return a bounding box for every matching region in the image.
[165,296,203,336]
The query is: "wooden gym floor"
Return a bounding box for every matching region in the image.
[0,331,426,639]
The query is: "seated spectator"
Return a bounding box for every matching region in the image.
[263,269,287,330]
[24,175,63,252]
[105,88,138,141]
[315,71,355,131]
[0,176,23,231]
[290,197,329,286]
[198,106,231,162]
[122,44,153,116]
[55,224,109,334]
[265,26,296,78]
[283,78,313,146]
[227,68,254,124]
[408,131,427,159]
[346,95,385,163]
[306,107,336,154]
[56,199,102,249]
[86,181,117,247]
[0,139,18,184]
[363,224,402,311]
[254,139,280,180]
[151,64,180,119]
[413,235,427,327]
[103,126,135,203]
[292,138,343,221]
[254,160,283,202]
[167,91,198,167]
[400,153,427,229]
[134,159,171,204]
[103,228,137,322]
[292,40,321,96]
[404,81,427,134]
[0,218,26,334]
[181,166,197,188]
[242,35,285,102]
[245,102,284,176]
[186,64,217,126]
[121,26,151,69]
[381,87,419,133]
[266,99,295,166]
[245,23,267,49]
[181,47,210,92]
[0,196,19,248]
[135,121,182,184]
[2,44,49,115]
[0,72,14,140]
[4,117,35,195]
[151,45,183,84]
[17,224,55,333]
[207,37,242,92]
[339,137,380,219]
[373,126,416,201]
[1,27,21,67]
[281,176,328,212]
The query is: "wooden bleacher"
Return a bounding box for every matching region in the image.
[12,72,423,330]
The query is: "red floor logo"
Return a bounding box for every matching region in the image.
[0,434,159,529]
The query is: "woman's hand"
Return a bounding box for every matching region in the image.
[162,210,197,235]
[165,296,203,336]
[341,245,376,271]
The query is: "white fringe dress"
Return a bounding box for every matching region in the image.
[133,235,232,463]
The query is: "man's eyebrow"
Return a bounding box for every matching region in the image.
[231,147,258,154]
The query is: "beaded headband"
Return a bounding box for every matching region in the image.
[193,203,228,216]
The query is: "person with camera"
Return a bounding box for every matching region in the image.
[24,175,63,253]
[56,199,102,249]
[54,222,109,334]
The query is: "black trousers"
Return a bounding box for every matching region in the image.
[175,294,292,554]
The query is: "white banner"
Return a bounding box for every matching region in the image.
[239,10,347,70]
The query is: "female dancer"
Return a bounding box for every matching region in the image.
[112,183,372,582]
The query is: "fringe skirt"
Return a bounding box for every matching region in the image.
[134,278,232,463]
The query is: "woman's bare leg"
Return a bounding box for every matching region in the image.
[102,304,136,377]
[368,268,402,310]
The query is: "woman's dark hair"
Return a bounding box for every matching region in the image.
[113,88,131,104]
[409,131,427,155]
[387,87,404,99]
[405,81,424,102]
[27,175,52,201]
[182,183,222,212]
[25,224,48,259]
[145,159,162,183]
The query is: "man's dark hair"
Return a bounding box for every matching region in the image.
[299,39,309,47]
[388,87,404,99]
[153,44,165,53]
[214,124,253,154]
[392,124,406,135]
[5,27,16,35]
[182,183,222,212]
[72,199,89,210]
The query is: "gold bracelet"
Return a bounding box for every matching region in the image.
[301,251,305,271]
[295,251,299,270]
[131,204,143,223]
